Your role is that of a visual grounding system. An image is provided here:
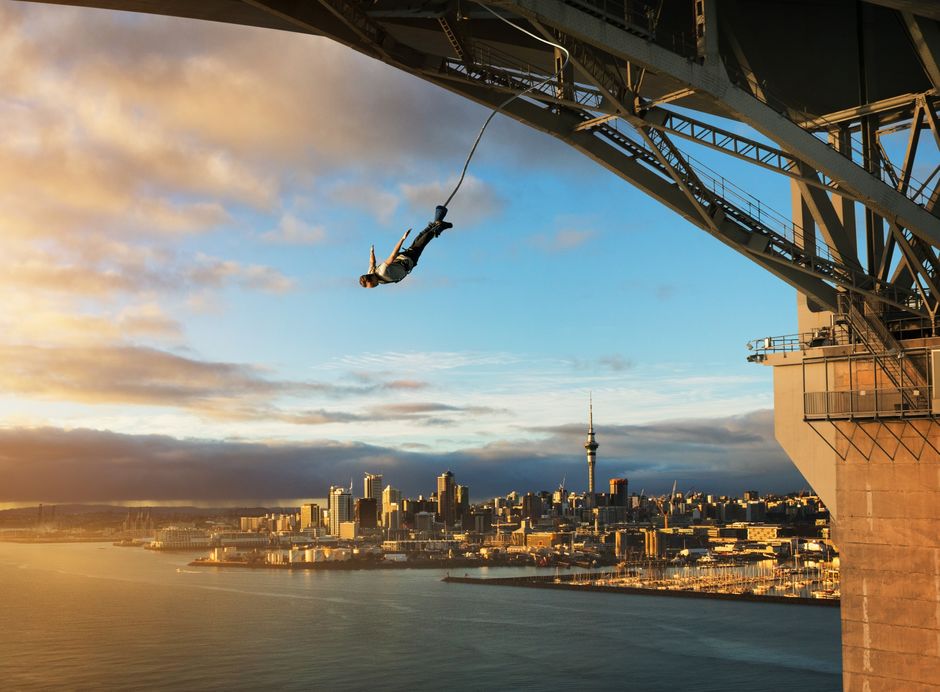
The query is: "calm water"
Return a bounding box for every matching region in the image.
[0,543,841,690]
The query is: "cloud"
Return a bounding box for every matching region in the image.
[1,243,294,300]
[0,343,509,429]
[0,410,806,502]
[0,344,285,405]
[530,228,596,252]
[365,402,502,418]
[399,176,505,226]
[0,344,380,421]
[330,182,400,224]
[383,379,429,390]
[597,355,634,371]
[261,213,327,245]
[568,354,635,372]
[655,284,678,301]
[334,351,521,372]
[1,304,181,346]
[188,254,295,293]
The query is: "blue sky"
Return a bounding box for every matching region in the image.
[0,2,816,501]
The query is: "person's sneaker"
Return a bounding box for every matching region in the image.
[434,221,453,237]
[434,205,448,222]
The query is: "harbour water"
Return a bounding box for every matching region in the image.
[0,542,841,690]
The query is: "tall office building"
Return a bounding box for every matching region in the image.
[356,498,378,529]
[609,478,629,506]
[329,486,353,536]
[455,484,470,528]
[385,502,401,531]
[364,473,383,520]
[585,396,599,496]
[300,503,320,530]
[437,470,456,526]
[521,492,542,523]
[382,485,401,528]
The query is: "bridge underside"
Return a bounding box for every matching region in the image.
[16,0,940,689]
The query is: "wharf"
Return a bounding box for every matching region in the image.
[442,573,840,607]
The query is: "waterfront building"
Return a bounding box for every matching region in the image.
[385,502,401,531]
[415,511,435,532]
[437,471,456,526]
[526,532,564,549]
[329,486,353,536]
[470,509,492,534]
[364,473,383,521]
[240,516,265,532]
[300,503,320,530]
[382,485,401,528]
[382,539,460,554]
[746,524,783,541]
[339,521,359,540]
[151,527,211,550]
[275,515,295,532]
[355,498,378,529]
[585,397,599,499]
[215,531,269,548]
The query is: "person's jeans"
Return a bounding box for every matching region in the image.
[399,222,437,266]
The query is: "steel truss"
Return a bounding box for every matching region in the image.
[807,418,940,462]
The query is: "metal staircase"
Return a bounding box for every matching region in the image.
[837,292,929,410]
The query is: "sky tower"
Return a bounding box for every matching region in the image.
[584,396,598,496]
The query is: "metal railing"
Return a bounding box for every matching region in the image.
[804,386,932,420]
[746,326,852,359]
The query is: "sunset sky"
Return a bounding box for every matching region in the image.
[0,1,811,502]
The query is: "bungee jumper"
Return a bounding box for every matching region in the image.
[359,206,452,288]
[356,4,569,288]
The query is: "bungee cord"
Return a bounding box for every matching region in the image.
[441,2,571,208]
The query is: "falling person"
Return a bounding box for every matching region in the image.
[359,206,452,288]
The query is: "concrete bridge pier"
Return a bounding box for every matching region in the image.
[770,329,940,690]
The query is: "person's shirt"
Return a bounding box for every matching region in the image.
[374,258,410,283]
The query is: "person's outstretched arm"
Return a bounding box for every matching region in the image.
[369,244,376,273]
[384,228,411,266]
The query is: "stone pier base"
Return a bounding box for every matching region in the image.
[835,422,940,691]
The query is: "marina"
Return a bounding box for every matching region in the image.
[444,559,840,607]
